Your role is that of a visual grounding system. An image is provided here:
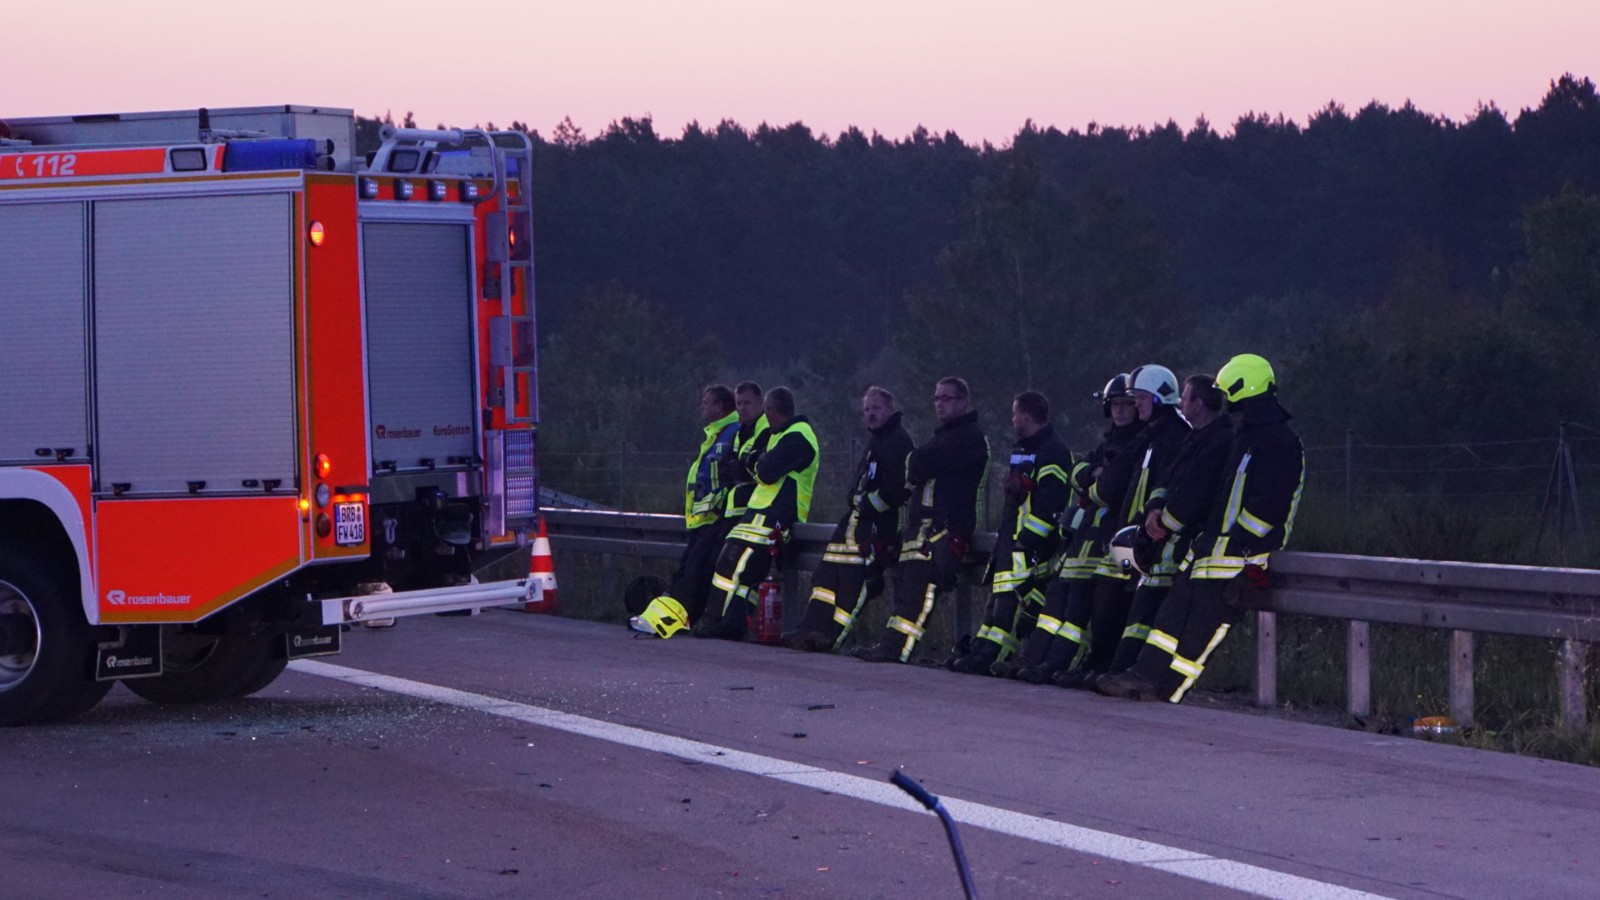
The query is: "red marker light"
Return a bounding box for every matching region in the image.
[315,453,332,479]
[308,221,326,246]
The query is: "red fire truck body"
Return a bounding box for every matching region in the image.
[0,105,540,724]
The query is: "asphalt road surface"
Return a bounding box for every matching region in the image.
[3,611,1597,898]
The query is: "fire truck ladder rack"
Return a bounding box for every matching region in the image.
[488,130,537,427]
[372,126,537,426]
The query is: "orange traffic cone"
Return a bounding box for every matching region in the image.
[525,516,559,613]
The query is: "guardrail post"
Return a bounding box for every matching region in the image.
[1561,639,1589,731]
[783,568,803,630]
[597,552,617,609]
[1450,630,1475,728]
[954,578,973,651]
[1255,610,1277,708]
[1347,620,1371,719]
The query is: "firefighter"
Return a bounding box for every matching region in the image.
[1051,364,1190,688]
[1010,374,1145,683]
[1097,354,1305,703]
[782,386,915,652]
[724,382,770,521]
[1101,373,1234,676]
[854,377,990,664]
[950,390,1072,676]
[695,387,820,640]
[635,385,740,630]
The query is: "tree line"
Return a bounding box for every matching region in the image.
[356,75,1600,559]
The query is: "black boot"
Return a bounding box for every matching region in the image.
[854,636,906,663]
[948,639,1001,675]
[1018,636,1078,684]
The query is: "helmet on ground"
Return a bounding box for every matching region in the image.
[1216,354,1276,404]
[1128,364,1180,405]
[631,595,690,639]
[1093,373,1132,418]
[1110,524,1163,575]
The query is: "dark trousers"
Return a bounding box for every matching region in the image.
[972,546,1052,660]
[794,511,890,649]
[1015,575,1091,668]
[877,527,962,662]
[671,519,733,623]
[1129,570,1239,702]
[1059,575,1136,673]
[700,514,782,635]
[1109,582,1170,673]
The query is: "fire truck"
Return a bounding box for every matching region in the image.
[0,105,541,725]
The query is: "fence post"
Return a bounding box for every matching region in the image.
[1255,610,1277,708]
[954,577,973,652]
[618,441,631,510]
[597,552,617,612]
[1344,429,1355,515]
[1450,630,1475,728]
[1560,639,1589,732]
[1560,423,1586,544]
[1347,620,1371,719]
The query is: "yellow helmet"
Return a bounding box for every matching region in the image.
[632,595,690,639]
[1216,354,1276,404]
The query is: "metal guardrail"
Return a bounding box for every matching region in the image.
[543,508,1600,729]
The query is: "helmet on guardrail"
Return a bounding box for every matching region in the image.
[630,595,690,639]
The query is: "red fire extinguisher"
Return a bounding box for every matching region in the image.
[749,530,784,644]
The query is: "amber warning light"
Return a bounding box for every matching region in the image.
[308,221,326,246]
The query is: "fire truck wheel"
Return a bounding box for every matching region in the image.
[0,547,113,726]
[124,632,288,705]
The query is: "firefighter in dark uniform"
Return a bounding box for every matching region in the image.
[1103,373,1234,676]
[695,387,820,640]
[783,386,914,652]
[951,390,1072,676]
[1098,354,1305,703]
[655,385,740,623]
[855,377,990,664]
[1051,364,1189,688]
[1011,374,1145,683]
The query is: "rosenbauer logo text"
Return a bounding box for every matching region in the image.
[105,589,191,607]
[375,424,469,439]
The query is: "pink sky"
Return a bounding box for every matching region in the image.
[10,1,1596,144]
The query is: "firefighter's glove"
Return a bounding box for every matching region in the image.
[946,534,968,560]
[1003,474,1035,501]
[1222,564,1270,611]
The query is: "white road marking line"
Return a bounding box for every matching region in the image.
[290,659,1392,900]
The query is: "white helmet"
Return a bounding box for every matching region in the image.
[1110,524,1161,575]
[1128,364,1180,405]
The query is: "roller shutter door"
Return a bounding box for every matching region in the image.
[93,193,295,494]
[362,222,476,471]
[0,202,88,463]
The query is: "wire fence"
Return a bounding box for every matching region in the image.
[538,423,1599,563]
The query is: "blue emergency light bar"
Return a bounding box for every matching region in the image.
[222,139,330,172]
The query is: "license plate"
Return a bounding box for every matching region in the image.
[335,502,366,546]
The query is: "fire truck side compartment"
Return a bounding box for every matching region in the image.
[360,220,478,489]
[0,203,89,464]
[93,193,296,495]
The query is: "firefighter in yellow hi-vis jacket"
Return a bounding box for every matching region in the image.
[695,387,820,641]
